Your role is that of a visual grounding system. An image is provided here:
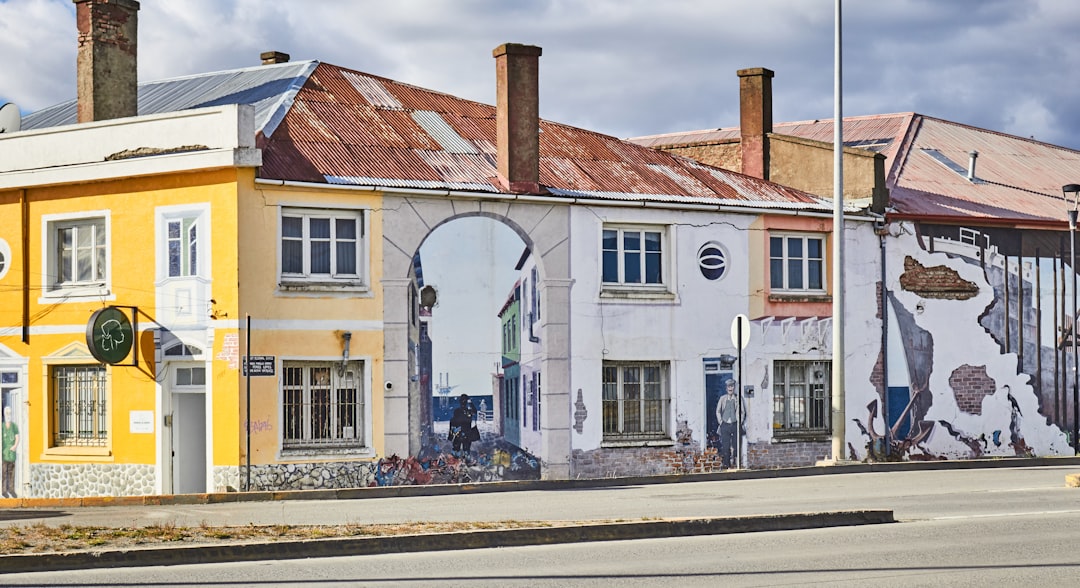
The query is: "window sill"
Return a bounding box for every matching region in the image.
[41,446,113,461]
[771,434,831,443]
[279,446,374,460]
[768,293,831,304]
[599,287,676,303]
[39,286,114,304]
[276,281,372,296]
[601,438,674,448]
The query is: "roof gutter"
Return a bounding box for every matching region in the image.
[254,178,875,221]
[886,211,1070,231]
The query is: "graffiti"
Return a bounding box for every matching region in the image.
[244,419,272,434]
[368,444,540,486]
[216,334,239,369]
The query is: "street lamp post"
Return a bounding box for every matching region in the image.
[1062,184,1080,454]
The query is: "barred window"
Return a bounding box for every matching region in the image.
[52,365,108,447]
[282,361,364,450]
[773,360,831,437]
[602,361,669,441]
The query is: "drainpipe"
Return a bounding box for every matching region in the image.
[20,189,29,343]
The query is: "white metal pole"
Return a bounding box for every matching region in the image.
[831,0,847,462]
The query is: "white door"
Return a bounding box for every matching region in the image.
[171,365,206,494]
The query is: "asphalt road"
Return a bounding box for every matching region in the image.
[1,464,1075,528]
[0,464,1077,585]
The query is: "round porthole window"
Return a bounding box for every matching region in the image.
[0,239,10,281]
[698,241,728,281]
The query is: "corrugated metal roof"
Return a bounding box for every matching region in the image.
[22,59,825,210]
[630,112,1080,225]
[21,60,317,138]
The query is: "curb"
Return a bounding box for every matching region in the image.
[1,456,1078,510]
[0,510,894,574]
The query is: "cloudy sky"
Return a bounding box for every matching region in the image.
[2,0,1080,148]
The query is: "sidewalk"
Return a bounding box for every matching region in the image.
[0,456,1076,574]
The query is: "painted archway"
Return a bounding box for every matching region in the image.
[380,193,572,479]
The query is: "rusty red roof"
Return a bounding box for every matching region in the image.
[259,63,827,209]
[630,113,1080,227]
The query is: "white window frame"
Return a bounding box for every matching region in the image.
[601,224,669,289]
[278,206,368,292]
[0,238,10,281]
[156,204,211,282]
[773,360,831,438]
[41,211,112,300]
[279,359,371,456]
[601,360,671,443]
[769,232,826,294]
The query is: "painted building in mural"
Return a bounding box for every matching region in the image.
[632,68,1080,464]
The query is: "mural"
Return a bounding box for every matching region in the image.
[853,223,1073,462]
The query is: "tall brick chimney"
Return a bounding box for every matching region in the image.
[74,0,140,123]
[738,67,774,180]
[493,43,542,194]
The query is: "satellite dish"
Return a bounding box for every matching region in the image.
[0,103,20,134]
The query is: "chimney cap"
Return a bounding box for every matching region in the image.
[260,51,290,65]
[492,43,542,58]
[737,67,774,78]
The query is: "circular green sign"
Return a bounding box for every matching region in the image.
[86,307,134,365]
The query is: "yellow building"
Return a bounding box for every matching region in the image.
[0,96,390,497]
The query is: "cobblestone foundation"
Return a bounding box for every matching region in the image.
[30,463,156,498]
[213,466,241,493]
[242,461,377,491]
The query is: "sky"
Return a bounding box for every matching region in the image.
[420,218,523,401]
[3,0,1080,148]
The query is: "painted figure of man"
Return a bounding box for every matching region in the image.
[2,405,18,498]
[448,394,477,456]
[716,379,739,469]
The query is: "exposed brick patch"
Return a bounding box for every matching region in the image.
[949,364,996,415]
[747,440,830,468]
[899,256,979,300]
[572,445,725,478]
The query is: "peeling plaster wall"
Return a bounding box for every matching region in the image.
[876,225,1071,459]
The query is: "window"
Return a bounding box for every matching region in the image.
[282,361,365,450]
[698,241,728,281]
[280,208,365,286]
[166,218,198,277]
[45,215,108,295]
[0,238,10,280]
[52,365,108,447]
[773,360,831,437]
[602,226,665,286]
[769,234,825,292]
[602,361,669,441]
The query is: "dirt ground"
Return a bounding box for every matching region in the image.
[0,520,575,555]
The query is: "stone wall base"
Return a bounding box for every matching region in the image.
[30,463,155,498]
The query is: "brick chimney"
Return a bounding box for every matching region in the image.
[74,0,140,123]
[738,67,774,180]
[260,51,290,65]
[493,43,542,194]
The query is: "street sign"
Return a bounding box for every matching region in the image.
[730,314,750,350]
[242,355,276,376]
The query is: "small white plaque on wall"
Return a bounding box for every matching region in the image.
[130,410,155,434]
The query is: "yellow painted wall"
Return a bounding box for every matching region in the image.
[0,169,243,472]
[233,181,387,462]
